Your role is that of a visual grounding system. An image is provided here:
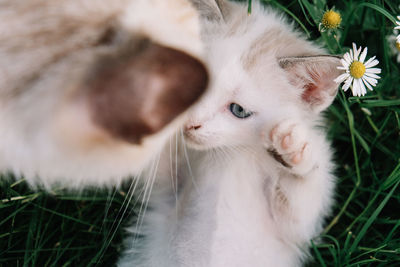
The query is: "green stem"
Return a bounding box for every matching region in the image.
[324,90,361,233]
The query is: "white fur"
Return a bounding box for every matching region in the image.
[0,0,203,188]
[120,1,338,266]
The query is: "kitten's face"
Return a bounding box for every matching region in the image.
[183,0,343,152]
[184,56,298,151]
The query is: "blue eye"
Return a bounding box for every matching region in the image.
[229,103,253,119]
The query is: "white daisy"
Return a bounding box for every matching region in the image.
[334,43,381,97]
[387,29,400,63]
[395,16,400,42]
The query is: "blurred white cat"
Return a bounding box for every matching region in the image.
[0,0,208,188]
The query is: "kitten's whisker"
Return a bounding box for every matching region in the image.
[216,146,233,164]
[100,187,118,232]
[131,152,160,247]
[132,167,154,240]
[181,128,200,195]
[168,133,180,216]
[169,135,175,194]
[96,173,141,266]
[168,132,179,218]
[174,131,179,218]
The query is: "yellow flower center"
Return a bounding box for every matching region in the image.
[396,42,400,52]
[322,10,341,29]
[349,61,366,79]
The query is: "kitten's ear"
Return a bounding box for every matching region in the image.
[189,0,232,21]
[279,56,343,113]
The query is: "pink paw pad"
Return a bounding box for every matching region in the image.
[265,120,313,174]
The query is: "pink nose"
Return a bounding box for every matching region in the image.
[187,125,201,130]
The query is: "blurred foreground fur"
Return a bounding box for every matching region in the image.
[0,0,208,188]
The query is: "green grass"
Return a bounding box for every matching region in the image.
[1,0,400,266]
[0,176,137,266]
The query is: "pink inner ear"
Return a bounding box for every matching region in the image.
[301,69,323,105]
[300,66,336,110]
[280,56,342,112]
[302,82,319,103]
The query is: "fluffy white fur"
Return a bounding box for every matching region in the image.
[0,0,203,188]
[120,1,342,266]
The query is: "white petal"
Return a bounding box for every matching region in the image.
[357,47,362,60]
[343,53,352,65]
[353,87,358,96]
[359,47,368,63]
[397,16,400,20]
[363,75,378,86]
[351,81,358,96]
[342,77,353,91]
[365,60,379,69]
[364,72,381,80]
[334,73,350,83]
[349,48,354,61]
[364,57,379,68]
[358,79,367,96]
[365,67,381,74]
[362,77,374,91]
[352,79,360,96]
[340,58,349,69]
[341,59,350,69]
[357,79,364,96]
[338,66,348,70]
[353,43,360,60]
[352,43,357,52]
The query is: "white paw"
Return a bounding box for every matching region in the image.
[265,120,314,174]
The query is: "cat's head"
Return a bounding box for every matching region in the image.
[184,1,342,151]
[0,0,208,186]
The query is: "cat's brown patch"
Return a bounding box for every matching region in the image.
[86,38,208,144]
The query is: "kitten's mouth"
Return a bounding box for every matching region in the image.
[183,131,208,150]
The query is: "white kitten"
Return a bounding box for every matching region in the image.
[120,1,342,266]
[0,0,207,188]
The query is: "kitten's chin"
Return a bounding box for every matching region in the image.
[185,141,209,151]
[183,134,215,151]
